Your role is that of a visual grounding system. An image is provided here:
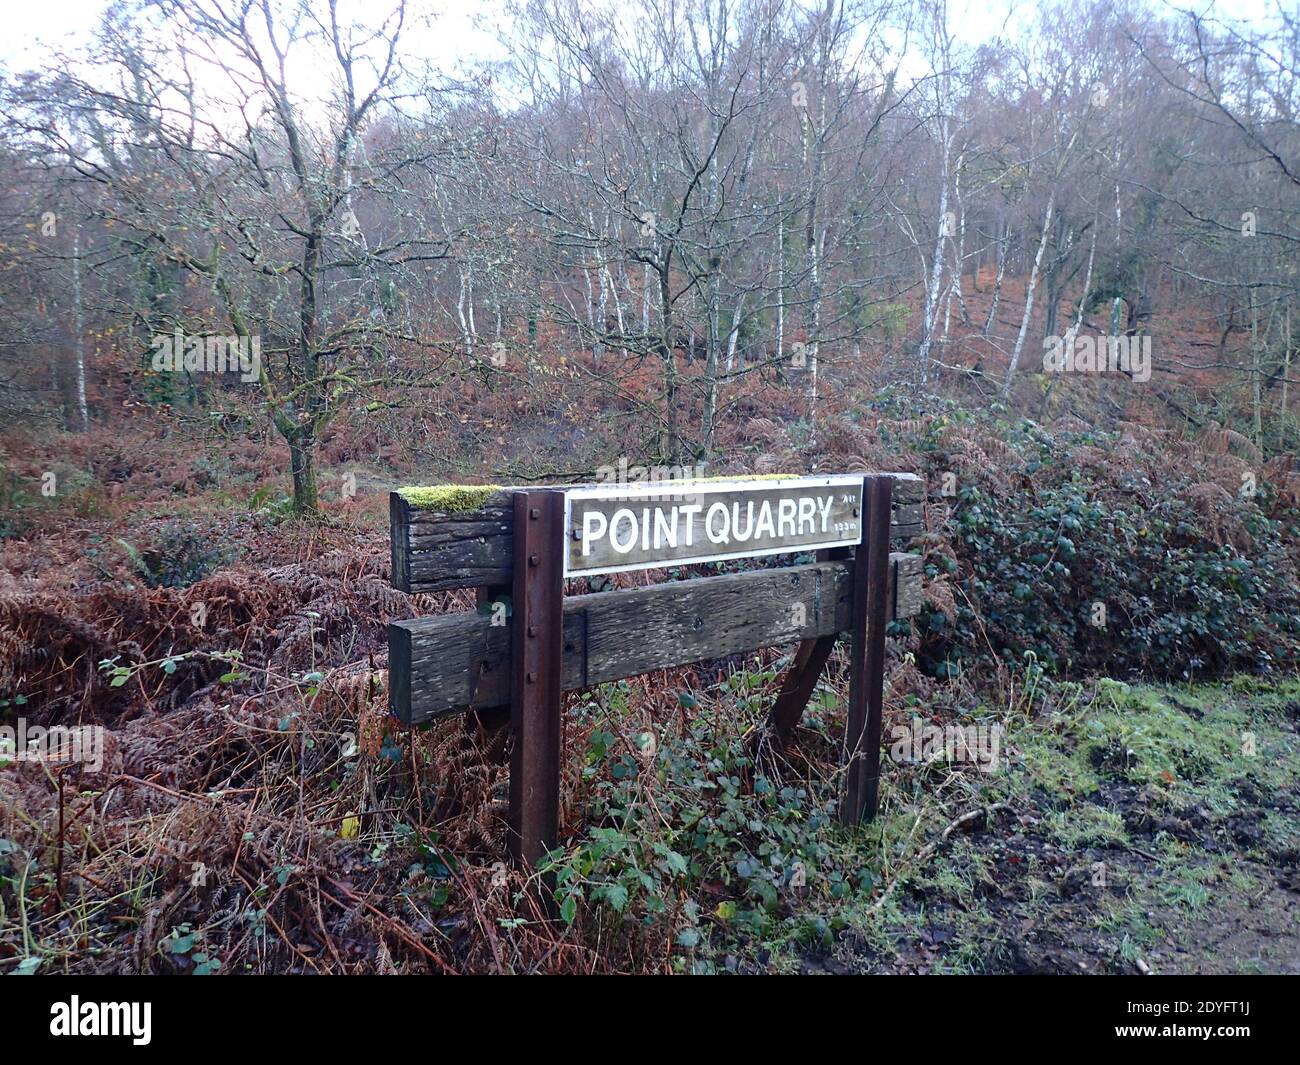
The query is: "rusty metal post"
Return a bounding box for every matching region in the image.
[507,490,565,870]
[842,475,893,825]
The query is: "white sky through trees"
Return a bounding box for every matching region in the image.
[2,0,1282,77]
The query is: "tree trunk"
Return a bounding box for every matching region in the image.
[701,275,720,459]
[606,263,625,357]
[725,291,746,374]
[1043,204,1099,418]
[1282,302,1292,450]
[58,224,89,431]
[917,123,952,384]
[942,148,969,337]
[289,434,320,516]
[805,221,820,419]
[1002,192,1055,397]
[641,263,652,335]
[658,265,680,463]
[776,214,785,364]
[1251,289,1262,447]
[457,267,475,357]
[983,223,1008,336]
[799,82,824,436]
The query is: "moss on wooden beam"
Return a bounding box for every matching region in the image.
[397,484,504,512]
[397,472,919,514]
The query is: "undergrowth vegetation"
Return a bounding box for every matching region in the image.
[1,385,1298,973]
[542,670,1300,974]
[844,394,1300,681]
[117,523,235,589]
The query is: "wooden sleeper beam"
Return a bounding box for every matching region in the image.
[390,552,921,724]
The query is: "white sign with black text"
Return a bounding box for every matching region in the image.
[564,475,866,577]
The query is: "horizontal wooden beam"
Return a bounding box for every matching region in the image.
[390,473,924,593]
[390,552,922,724]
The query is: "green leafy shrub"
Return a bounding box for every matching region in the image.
[120,522,232,588]
[913,417,1300,680]
[545,688,872,970]
[0,465,35,539]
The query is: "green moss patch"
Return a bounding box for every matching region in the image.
[398,484,503,512]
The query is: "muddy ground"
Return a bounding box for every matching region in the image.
[796,679,1300,975]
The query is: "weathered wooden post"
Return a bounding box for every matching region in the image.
[842,474,894,824]
[507,491,564,870]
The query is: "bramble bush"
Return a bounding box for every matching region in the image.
[911,416,1300,681]
[544,679,873,971]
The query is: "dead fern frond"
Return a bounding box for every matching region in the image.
[1199,424,1263,465]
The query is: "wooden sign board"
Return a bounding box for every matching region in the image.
[386,472,924,870]
[387,473,922,594]
[564,475,865,576]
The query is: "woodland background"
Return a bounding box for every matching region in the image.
[1,0,1298,974]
